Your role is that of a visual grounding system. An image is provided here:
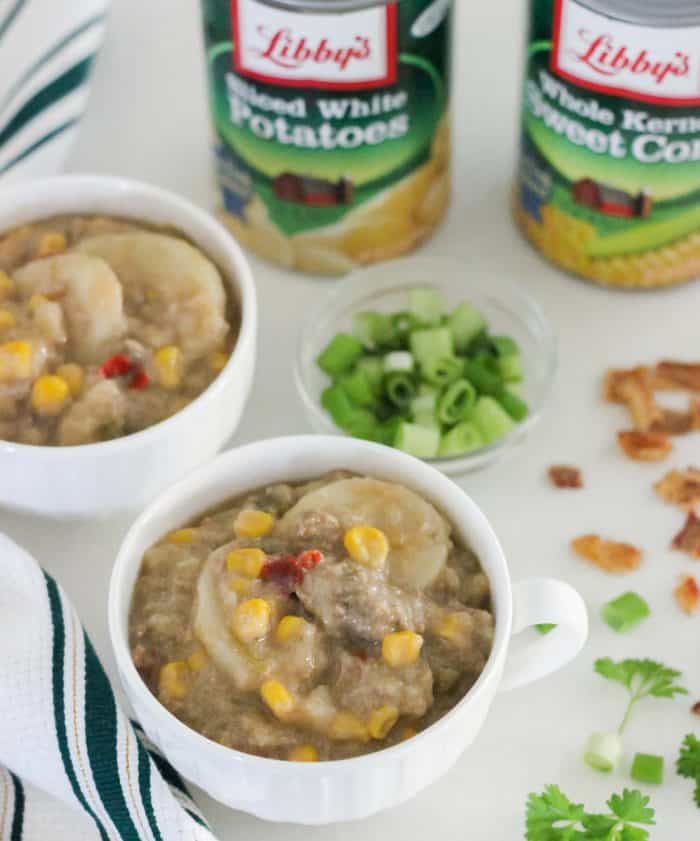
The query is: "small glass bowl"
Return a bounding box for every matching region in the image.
[294,256,557,476]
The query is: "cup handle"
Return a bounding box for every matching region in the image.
[498,577,588,693]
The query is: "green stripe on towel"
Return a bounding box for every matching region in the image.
[44,574,109,841]
[83,638,143,841]
[0,117,77,175]
[0,55,95,147]
[0,0,26,40]
[9,772,24,841]
[137,741,164,841]
[0,14,105,114]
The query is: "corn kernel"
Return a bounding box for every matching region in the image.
[0,271,14,300]
[329,712,369,742]
[0,309,15,333]
[36,231,67,258]
[186,648,208,672]
[260,679,295,718]
[31,375,70,416]
[55,363,84,397]
[381,631,423,667]
[435,612,473,647]
[368,705,399,740]
[234,509,275,538]
[288,744,318,762]
[154,345,183,389]
[166,528,197,545]
[208,350,229,372]
[158,661,190,701]
[231,598,272,643]
[0,340,32,381]
[399,726,417,742]
[226,548,266,578]
[275,615,307,643]
[344,525,389,570]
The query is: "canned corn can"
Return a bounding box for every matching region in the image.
[515,0,700,289]
[200,0,452,276]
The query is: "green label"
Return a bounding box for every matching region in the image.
[517,0,700,280]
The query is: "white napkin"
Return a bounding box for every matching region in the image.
[0,533,217,841]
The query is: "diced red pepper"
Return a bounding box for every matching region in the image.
[261,550,323,592]
[129,368,150,389]
[100,354,133,379]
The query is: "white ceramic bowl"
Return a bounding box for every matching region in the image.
[109,435,588,825]
[295,257,557,476]
[0,175,257,518]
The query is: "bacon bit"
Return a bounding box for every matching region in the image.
[674,575,700,615]
[604,367,661,431]
[261,550,324,593]
[571,534,642,573]
[653,360,700,392]
[604,367,650,403]
[651,408,694,436]
[129,368,150,389]
[672,512,700,559]
[617,429,672,462]
[548,465,583,489]
[693,701,700,716]
[100,353,133,378]
[654,468,700,511]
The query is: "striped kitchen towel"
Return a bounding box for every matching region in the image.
[0,533,218,841]
[0,0,109,184]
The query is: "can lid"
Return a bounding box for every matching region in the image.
[252,0,393,11]
[578,0,700,26]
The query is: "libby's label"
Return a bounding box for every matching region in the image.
[201,0,452,275]
[515,0,700,288]
[552,0,700,105]
[232,0,397,88]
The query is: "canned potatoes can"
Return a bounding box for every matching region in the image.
[201,0,452,276]
[515,0,700,288]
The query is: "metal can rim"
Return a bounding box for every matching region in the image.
[246,0,401,12]
[576,0,700,27]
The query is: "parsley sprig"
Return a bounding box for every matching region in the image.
[594,658,687,734]
[526,785,655,840]
[677,734,700,808]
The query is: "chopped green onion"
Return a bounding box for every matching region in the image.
[383,351,414,373]
[411,392,437,416]
[601,592,650,633]
[422,355,463,387]
[352,311,394,349]
[630,753,664,785]
[471,396,515,444]
[338,368,376,408]
[438,421,483,457]
[466,331,498,358]
[409,327,454,370]
[375,416,402,445]
[414,411,440,430]
[584,732,622,773]
[321,386,373,433]
[534,623,557,635]
[317,334,364,377]
[463,359,503,396]
[391,311,419,342]
[437,379,477,425]
[496,387,529,421]
[448,302,486,352]
[409,287,447,326]
[384,372,416,409]
[394,422,440,458]
[492,335,519,357]
[496,353,523,383]
[355,356,384,392]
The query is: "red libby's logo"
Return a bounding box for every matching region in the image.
[231,0,397,90]
[552,0,700,106]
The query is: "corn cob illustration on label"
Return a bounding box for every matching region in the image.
[515,0,700,288]
[201,0,451,276]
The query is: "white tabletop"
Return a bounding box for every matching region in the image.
[2,1,699,838]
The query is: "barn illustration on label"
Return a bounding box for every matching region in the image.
[572,178,652,219]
